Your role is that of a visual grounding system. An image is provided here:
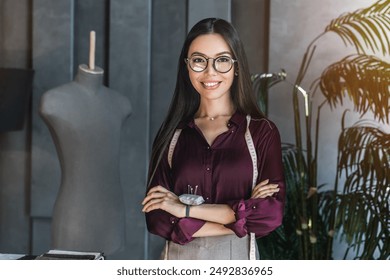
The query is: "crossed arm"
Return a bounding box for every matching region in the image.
[142,179,279,237]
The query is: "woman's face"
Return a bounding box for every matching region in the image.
[186,33,235,102]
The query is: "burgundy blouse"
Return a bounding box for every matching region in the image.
[145,112,286,245]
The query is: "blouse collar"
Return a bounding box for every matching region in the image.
[181,111,247,129]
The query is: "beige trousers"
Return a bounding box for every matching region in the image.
[160,234,260,260]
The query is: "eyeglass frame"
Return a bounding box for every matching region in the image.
[185,54,238,74]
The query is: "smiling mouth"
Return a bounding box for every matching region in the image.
[202,82,221,88]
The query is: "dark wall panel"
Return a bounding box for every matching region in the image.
[232,0,270,74]
[0,0,31,68]
[148,0,187,259]
[0,131,31,254]
[0,0,32,254]
[150,0,187,142]
[109,0,151,259]
[74,0,108,83]
[188,0,231,30]
[30,0,73,254]
[31,0,72,218]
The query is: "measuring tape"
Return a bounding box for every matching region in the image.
[245,115,258,260]
[168,129,182,168]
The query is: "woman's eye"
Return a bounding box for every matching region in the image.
[217,56,230,63]
[192,57,205,63]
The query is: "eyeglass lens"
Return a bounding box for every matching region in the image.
[188,55,235,73]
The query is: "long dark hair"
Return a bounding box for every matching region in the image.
[147,18,264,189]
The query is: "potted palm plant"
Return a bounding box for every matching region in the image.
[254,0,389,260]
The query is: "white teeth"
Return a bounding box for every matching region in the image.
[203,82,219,87]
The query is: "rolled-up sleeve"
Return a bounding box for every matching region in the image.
[225,196,284,237]
[145,149,206,244]
[225,122,286,238]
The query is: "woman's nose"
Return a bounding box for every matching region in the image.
[204,58,217,74]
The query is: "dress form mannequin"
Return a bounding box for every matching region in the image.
[39,63,131,255]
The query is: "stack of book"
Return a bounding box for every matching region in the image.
[36,249,104,260]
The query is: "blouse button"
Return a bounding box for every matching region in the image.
[252,206,257,209]
[206,167,210,171]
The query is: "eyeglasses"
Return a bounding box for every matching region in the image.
[185,55,237,73]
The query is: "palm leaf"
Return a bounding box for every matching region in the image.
[337,121,390,189]
[330,121,390,259]
[319,54,390,123]
[251,74,269,116]
[251,70,287,116]
[325,0,390,55]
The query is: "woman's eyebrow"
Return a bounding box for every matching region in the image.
[189,51,205,56]
[215,51,232,56]
[189,51,233,57]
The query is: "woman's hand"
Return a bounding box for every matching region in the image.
[142,185,185,218]
[251,179,279,199]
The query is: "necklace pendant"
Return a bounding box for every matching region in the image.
[209,117,215,121]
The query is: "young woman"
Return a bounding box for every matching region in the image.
[142,18,285,260]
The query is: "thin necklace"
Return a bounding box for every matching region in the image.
[198,114,231,121]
